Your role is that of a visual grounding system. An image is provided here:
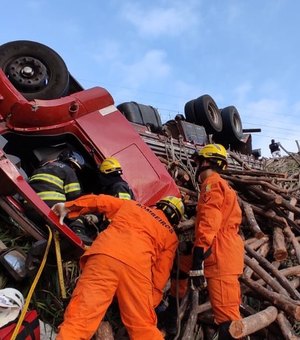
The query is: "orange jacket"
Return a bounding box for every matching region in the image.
[195,173,244,278]
[65,194,178,302]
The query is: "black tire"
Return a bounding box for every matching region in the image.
[193,94,222,134]
[0,40,69,100]
[184,99,196,123]
[219,106,243,143]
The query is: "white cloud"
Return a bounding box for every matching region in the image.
[121,1,199,37]
[120,49,171,87]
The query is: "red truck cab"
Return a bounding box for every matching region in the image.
[0,41,179,255]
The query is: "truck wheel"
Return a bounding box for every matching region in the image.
[0,40,69,100]
[218,106,243,143]
[193,95,222,134]
[184,99,196,123]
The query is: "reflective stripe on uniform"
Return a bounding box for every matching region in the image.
[37,191,66,201]
[64,182,81,193]
[117,192,131,200]
[29,173,64,189]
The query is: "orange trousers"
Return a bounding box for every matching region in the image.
[56,254,163,340]
[207,275,241,324]
[170,255,241,324]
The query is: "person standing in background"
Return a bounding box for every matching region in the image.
[269,139,281,158]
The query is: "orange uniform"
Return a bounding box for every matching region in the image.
[196,172,244,323]
[56,194,178,340]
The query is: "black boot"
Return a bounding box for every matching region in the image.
[164,295,179,336]
[218,321,234,340]
[69,218,93,246]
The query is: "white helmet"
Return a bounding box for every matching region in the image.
[0,288,24,327]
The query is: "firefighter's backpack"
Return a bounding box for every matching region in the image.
[0,309,40,339]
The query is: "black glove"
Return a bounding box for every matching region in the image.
[189,246,207,290]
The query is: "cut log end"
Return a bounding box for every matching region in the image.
[274,250,288,261]
[229,320,244,338]
[229,306,278,338]
[295,306,300,321]
[254,231,266,239]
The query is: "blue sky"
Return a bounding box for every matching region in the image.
[1,0,300,157]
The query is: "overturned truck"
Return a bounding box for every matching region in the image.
[1,40,300,340]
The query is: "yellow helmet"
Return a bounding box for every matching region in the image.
[99,157,122,174]
[156,196,185,226]
[197,144,228,170]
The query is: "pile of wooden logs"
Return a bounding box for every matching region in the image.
[158,149,300,339]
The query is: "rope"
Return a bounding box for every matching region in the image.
[11,225,53,340]
[53,231,67,299]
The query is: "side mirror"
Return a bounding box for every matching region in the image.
[0,247,27,281]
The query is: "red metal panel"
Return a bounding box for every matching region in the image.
[0,150,85,252]
[75,108,180,205]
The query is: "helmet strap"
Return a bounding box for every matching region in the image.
[196,165,211,179]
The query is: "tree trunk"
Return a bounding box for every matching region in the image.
[245,244,300,299]
[244,255,288,296]
[229,306,278,338]
[277,312,300,340]
[242,201,265,239]
[241,277,300,320]
[273,226,288,261]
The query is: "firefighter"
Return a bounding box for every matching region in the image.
[68,157,135,244]
[191,144,244,339]
[96,157,135,200]
[28,150,83,207]
[164,144,244,339]
[52,194,184,340]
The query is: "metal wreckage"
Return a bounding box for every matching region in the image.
[0,40,300,339]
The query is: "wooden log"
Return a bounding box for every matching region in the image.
[241,277,300,320]
[240,303,278,338]
[222,175,287,194]
[279,143,300,165]
[283,197,300,264]
[245,237,259,245]
[245,244,300,300]
[278,265,300,277]
[273,227,288,261]
[284,223,300,264]
[279,196,300,214]
[222,168,286,178]
[244,255,288,296]
[248,204,286,225]
[196,300,212,314]
[271,260,281,269]
[95,321,114,340]
[243,242,270,278]
[290,277,300,290]
[181,290,199,339]
[247,185,279,202]
[178,217,195,231]
[288,197,297,220]
[229,306,278,338]
[277,312,300,340]
[245,236,269,250]
[242,201,265,239]
[228,152,252,170]
[178,185,198,198]
[245,265,300,290]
